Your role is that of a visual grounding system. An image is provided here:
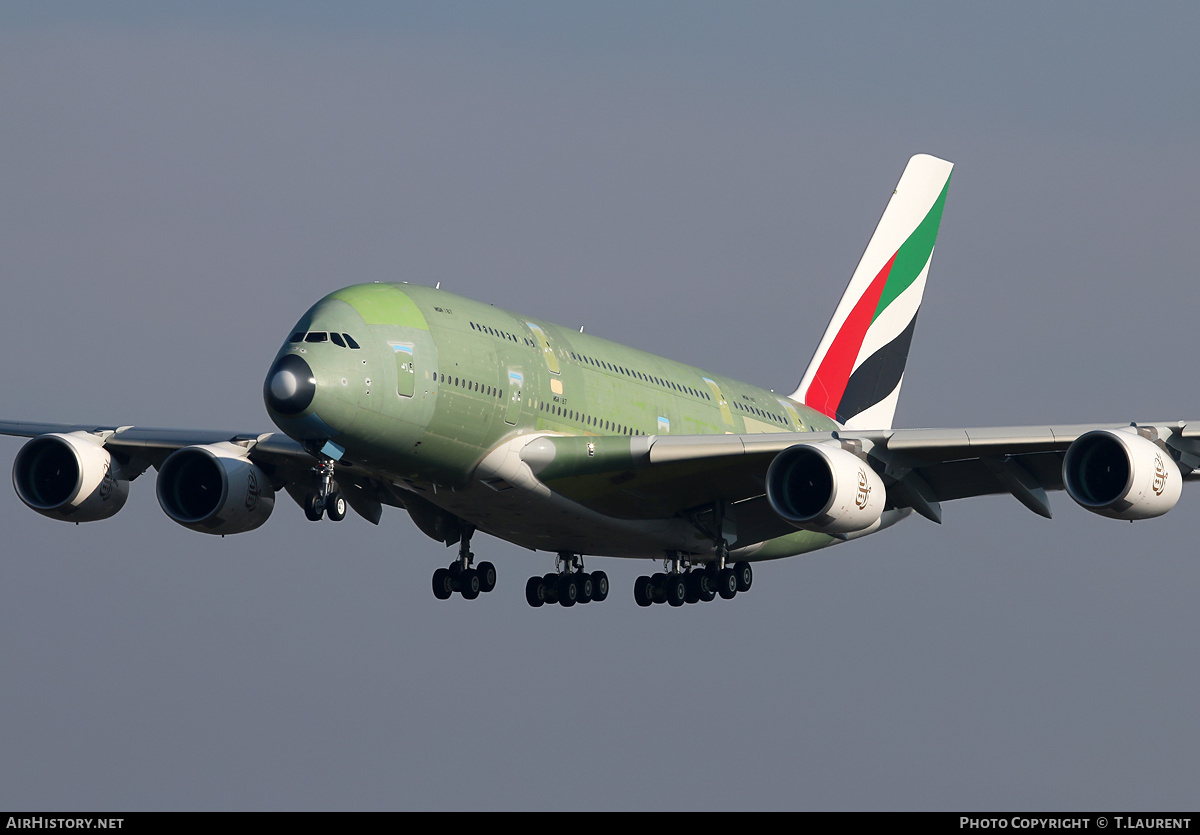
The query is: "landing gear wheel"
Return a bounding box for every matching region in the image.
[666,574,687,607]
[525,576,546,608]
[633,575,654,608]
[651,573,667,604]
[325,492,347,522]
[577,573,594,604]
[477,561,497,593]
[685,572,702,604]
[697,572,716,602]
[590,571,609,602]
[735,561,753,592]
[432,567,453,600]
[303,493,324,522]
[558,574,579,607]
[718,567,738,599]
[460,568,481,600]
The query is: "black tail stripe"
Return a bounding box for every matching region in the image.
[835,312,920,424]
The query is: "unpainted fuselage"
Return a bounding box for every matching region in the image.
[264,283,842,561]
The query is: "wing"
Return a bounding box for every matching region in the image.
[0,420,404,529]
[519,422,1200,544]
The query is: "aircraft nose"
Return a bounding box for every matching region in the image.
[264,354,316,415]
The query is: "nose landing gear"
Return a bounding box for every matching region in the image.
[302,457,347,522]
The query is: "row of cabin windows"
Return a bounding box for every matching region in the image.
[436,372,502,400]
[567,350,712,402]
[538,400,644,436]
[469,321,536,348]
[290,331,361,349]
[464,323,715,415]
[733,399,788,426]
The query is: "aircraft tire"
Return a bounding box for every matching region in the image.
[577,572,593,604]
[303,494,324,522]
[326,493,347,522]
[666,574,687,607]
[591,571,609,602]
[698,572,716,602]
[633,575,653,607]
[717,568,738,600]
[432,568,453,600]
[477,561,497,593]
[525,576,545,608]
[461,568,481,600]
[651,573,667,604]
[558,574,578,607]
[735,562,753,592]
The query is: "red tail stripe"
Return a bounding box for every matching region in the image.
[804,253,896,420]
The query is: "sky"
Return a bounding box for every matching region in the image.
[1,2,1199,811]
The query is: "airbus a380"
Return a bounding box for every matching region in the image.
[6,155,1197,608]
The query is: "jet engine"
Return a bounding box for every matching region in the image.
[156,444,275,534]
[765,442,886,534]
[1062,429,1182,520]
[13,432,130,522]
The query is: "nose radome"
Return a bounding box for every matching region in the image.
[264,354,316,415]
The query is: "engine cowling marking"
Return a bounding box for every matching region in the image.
[1153,455,1167,496]
[856,468,872,509]
[246,470,261,511]
[98,461,114,501]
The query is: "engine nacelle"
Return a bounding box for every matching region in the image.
[156,444,275,535]
[765,442,886,534]
[1062,429,1182,520]
[13,432,130,522]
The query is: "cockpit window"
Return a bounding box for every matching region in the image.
[290,331,360,348]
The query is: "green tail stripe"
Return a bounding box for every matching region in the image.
[872,176,951,322]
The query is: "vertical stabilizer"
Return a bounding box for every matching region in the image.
[792,154,952,430]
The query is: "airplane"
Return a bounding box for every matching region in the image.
[4,154,1197,609]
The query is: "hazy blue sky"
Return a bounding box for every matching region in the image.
[2,2,1198,811]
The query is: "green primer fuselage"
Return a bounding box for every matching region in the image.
[267,283,841,561]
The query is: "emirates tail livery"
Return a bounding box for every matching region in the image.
[5,155,1195,608]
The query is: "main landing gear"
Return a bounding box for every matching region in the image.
[431,527,497,601]
[303,457,347,522]
[525,552,610,608]
[634,552,753,607]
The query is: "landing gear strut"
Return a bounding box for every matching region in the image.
[525,552,609,608]
[303,457,347,522]
[431,526,497,601]
[634,550,753,607]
